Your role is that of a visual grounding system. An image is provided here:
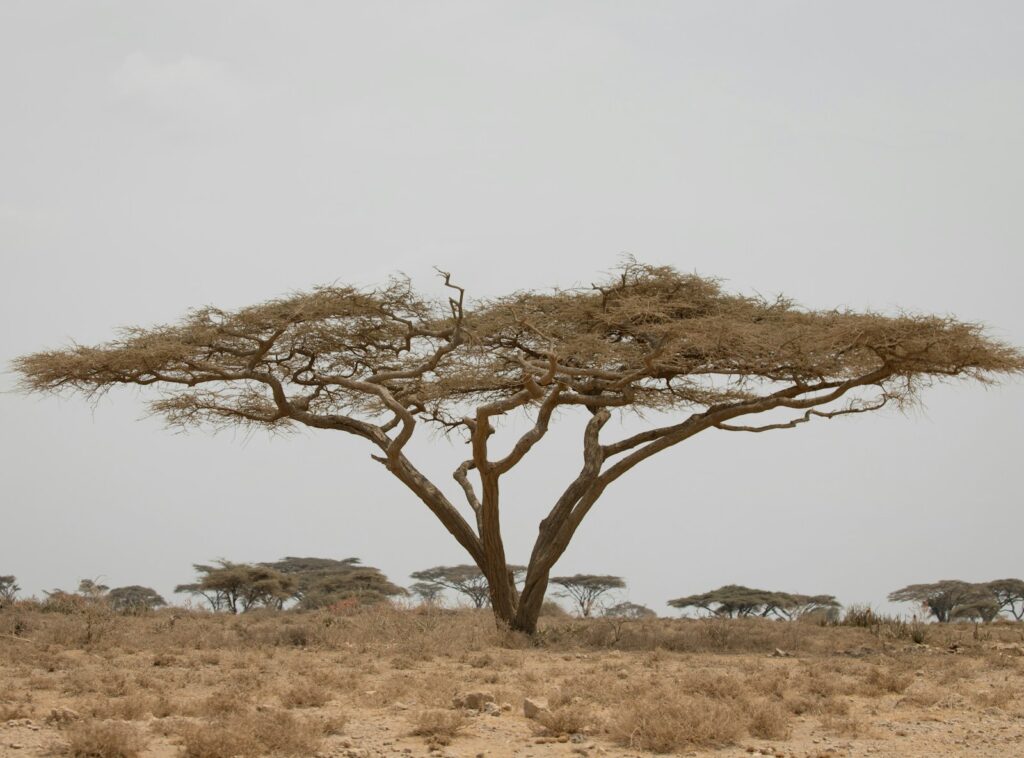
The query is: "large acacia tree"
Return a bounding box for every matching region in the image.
[14,262,1023,633]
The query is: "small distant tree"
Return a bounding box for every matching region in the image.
[603,601,656,619]
[988,579,1024,621]
[410,565,526,608]
[550,574,625,617]
[175,561,296,613]
[888,581,998,623]
[77,578,109,600]
[409,581,445,604]
[107,585,166,614]
[0,575,19,607]
[774,594,842,621]
[262,556,404,609]
[669,585,779,618]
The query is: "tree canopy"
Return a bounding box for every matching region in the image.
[0,575,19,607]
[16,261,1023,633]
[988,579,1024,621]
[410,564,526,608]
[550,574,625,617]
[107,585,166,614]
[261,556,404,609]
[668,585,840,619]
[603,601,656,619]
[888,581,1000,623]
[175,561,296,613]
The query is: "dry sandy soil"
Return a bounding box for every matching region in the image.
[2,606,1023,757]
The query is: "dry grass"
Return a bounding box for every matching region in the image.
[174,710,321,757]
[410,709,466,745]
[62,720,146,758]
[610,694,745,752]
[2,605,1023,757]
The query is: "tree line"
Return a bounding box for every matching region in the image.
[3,569,1022,624]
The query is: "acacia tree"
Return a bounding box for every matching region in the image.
[551,574,625,617]
[988,579,1024,621]
[108,585,167,614]
[669,585,781,618]
[888,581,999,623]
[14,262,1023,633]
[175,561,296,613]
[410,564,526,608]
[0,575,19,607]
[603,601,656,619]
[262,556,405,609]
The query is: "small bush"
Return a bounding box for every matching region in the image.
[64,720,146,758]
[410,709,465,745]
[610,695,743,752]
[747,700,792,739]
[280,681,330,708]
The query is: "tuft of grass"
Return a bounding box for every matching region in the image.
[410,709,466,745]
[279,681,331,708]
[63,720,146,758]
[610,694,744,753]
[175,710,321,758]
[747,699,792,739]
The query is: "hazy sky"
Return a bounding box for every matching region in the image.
[2,2,1022,616]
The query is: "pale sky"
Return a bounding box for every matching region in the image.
[1,1,1022,616]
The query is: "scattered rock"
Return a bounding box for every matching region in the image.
[523,697,551,720]
[453,691,495,710]
[482,702,501,717]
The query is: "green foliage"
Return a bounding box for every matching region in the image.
[261,556,404,609]
[107,585,166,614]
[410,565,525,608]
[550,574,626,617]
[668,585,840,620]
[603,601,656,619]
[888,581,1000,623]
[0,575,19,607]
[175,560,296,613]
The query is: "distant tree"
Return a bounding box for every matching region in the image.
[603,601,656,619]
[773,594,842,621]
[107,585,166,614]
[409,582,444,604]
[988,579,1024,621]
[888,581,998,623]
[669,585,779,618]
[550,574,625,617]
[175,561,296,613]
[77,578,109,600]
[262,556,404,609]
[0,575,19,607]
[410,565,526,609]
[16,262,1023,634]
[667,585,836,619]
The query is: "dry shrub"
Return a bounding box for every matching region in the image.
[176,710,320,758]
[861,666,912,695]
[0,702,34,720]
[681,670,747,701]
[280,681,330,708]
[972,684,1017,710]
[315,711,349,735]
[198,689,250,716]
[747,699,792,739]
[410,709,466,745]
[537,704,593,736]
[63,719,146,758]
[610,694,743,752]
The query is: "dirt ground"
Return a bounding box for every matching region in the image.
[2,606,1023,757]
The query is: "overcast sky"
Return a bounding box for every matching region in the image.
[2,1,1022,616]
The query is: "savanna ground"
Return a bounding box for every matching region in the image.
[2,605,1023,758]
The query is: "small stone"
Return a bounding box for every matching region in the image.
[454,691,495,710]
